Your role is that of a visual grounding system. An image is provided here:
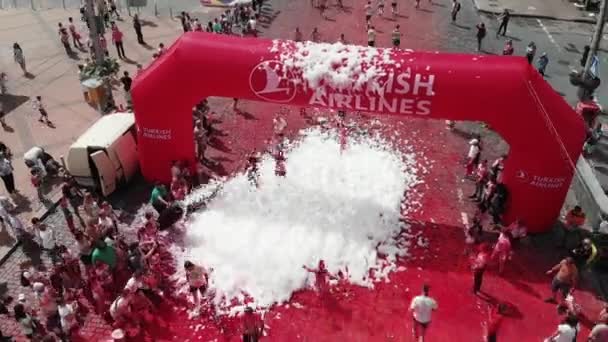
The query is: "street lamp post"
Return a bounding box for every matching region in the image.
[578,0,606,101]
[84,0,113,113]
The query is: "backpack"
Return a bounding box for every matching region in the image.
[456,2,461,11]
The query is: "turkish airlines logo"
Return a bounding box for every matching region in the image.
[249,60,298,103]
[516,170,528,182]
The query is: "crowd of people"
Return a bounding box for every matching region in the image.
[1,0,607,340]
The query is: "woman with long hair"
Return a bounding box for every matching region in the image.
[13,43,27,74]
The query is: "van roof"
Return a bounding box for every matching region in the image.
[71,112,135,149]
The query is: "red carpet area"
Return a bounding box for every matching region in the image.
[148,99,603,341]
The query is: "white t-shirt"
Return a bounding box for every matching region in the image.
[410,295,437,324]
[110,295,130,320]
[367,29,376,42]
[599,220,608,234]
[38,228,55,249]
[468,144,480,159]
[58,303,75,331]
[553,324,576,342]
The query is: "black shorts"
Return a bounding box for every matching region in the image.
[551,277,571,297]
[39,108,48,117]
[190,284,207,293]
[393,39,400,47]
[413,317,430,329]
[391,2,397,6]
[487,334,497,342]
[366,14,371,21]
[368,41,375,47]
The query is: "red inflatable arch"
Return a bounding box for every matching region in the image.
[131,32,586,233]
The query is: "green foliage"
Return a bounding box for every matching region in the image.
[82,57,120,79]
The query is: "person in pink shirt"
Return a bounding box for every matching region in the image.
[170,177,188,201]
[470,160,489,202]
[491,230,512,274]
[110,22,126,59]
[67,17,83,49]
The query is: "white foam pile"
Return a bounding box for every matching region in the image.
[270,40,414,95]
[181,128,422,313]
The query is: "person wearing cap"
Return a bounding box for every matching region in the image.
[242,307,264,342]
[465,139,481,178]
[409,284,438,342]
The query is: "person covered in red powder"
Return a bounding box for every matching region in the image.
[184,260,209,315]
[409,284,438,342]
[464,210,483,255]
[246,152,261,187]
[472,243,492,294]
[485,303,507,342]
[491,230,512,274]
[272,141,287,177]
[469,160,489,202]
[303,260,336,296]
[545,257,578,305]
[242,307,264,342]
[465,138,481,178]
[336,110,348,152]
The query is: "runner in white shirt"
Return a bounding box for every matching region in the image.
[409,284,437,342]
[544,315,578,342]
[367,26,376,47]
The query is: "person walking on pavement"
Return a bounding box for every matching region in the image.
[133,15,145,45]
[111,22,126,59]
[537,52,549,76]
[502,39,514,55]
[472,243,491,294]
[365,1,373,24]
[33,96,52,125]
[476,22,487,52]
[120,71,133,108]
[451,0,461,22]
[367,26,376,47]
[68,17,83,49]
[525,41,536,64]
[409,284,437,342]
[59,27,72,55]
[13,43,27,75]
[0,152,16,195]
[391,25,401,48]
[581,45,590,68]
[294,27,303,42]
[311,27,321,42]
[180,11,192,32]
[496,9,510,37]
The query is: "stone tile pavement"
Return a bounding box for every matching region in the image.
[0,6,225,340]
[0,6,224,260]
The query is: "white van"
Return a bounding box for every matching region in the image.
[66,113,139,196]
